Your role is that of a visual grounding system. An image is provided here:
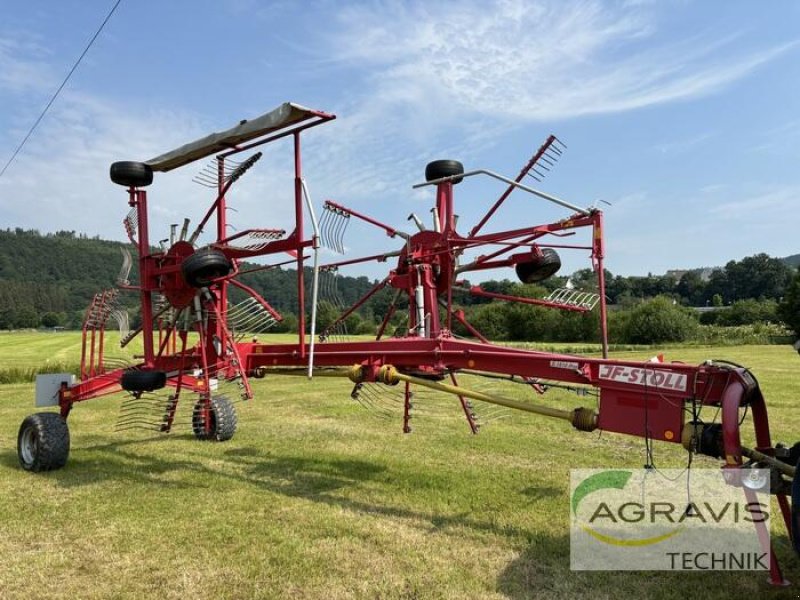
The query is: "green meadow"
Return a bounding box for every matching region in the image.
[1,331,799,599]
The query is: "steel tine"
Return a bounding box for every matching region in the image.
[332,212,344,253]
[340,215,350,253]
[543,149,560,161]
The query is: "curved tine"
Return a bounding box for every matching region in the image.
[319,208,331,249]
[329,211,342,253]
[318,208,329,248]
[323,208,338,251]
[334,212,347,253]
[325,211,340,253]
[339,214,351,253]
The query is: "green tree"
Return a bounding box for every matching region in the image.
[778,269,800,335]
[41,312,63,328]
[622,296,699,344]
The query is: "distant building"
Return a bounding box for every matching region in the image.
[665,268,717,282]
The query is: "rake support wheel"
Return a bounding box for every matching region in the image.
[182,249,232,287]
[17,413,70,472]
[121,370,167,392]
[425,159,464,184]
[192,395,237,441]
[515,248,562,284]
[110,161,153,188]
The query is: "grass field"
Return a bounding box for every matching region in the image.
[1,332,799,599]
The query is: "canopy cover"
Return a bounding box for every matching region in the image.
[146,102,328,172]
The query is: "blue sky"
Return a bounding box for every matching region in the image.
[0,0,798,280]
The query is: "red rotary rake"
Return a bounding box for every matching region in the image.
[15,102,800,585]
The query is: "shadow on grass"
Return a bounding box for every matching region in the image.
[8,433,562,543]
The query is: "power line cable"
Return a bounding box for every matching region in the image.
[0,0,123,179]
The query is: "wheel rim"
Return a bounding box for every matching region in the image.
[19,427,38,465]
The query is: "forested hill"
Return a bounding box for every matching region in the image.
[0,228,380,328]
[784,253,800,268]
[0,229,131,322]
[0,228,797,331]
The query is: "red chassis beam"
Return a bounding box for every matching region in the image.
[241,337,755,446]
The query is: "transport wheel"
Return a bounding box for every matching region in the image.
[515,248,562,283]
[181,249,232,287]
[792,461,800,555]
[425,159,464,184]
[17,413,70,472]
[110,161,153,187]
[120,369,167,392]
[192,395,237,441]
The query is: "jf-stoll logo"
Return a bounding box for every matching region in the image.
[570,469,770,571]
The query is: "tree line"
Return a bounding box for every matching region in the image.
[0,228,797,343]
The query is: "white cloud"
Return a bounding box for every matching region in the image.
[325,0,795,124]
[707,185,800,219]
[0,34,56,95]
[0,0,796,279]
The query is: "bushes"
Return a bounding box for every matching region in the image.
[618,296,699,344]
[700,299,779,326]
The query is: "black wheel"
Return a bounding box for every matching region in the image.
[120,369,167,392]
[192,395,237,441]
[181,249,232,287]
[793,458,800,555]
[110,161,153,187]
[17,413,70,472]
[515,248,562,284]
[425,159,464,184]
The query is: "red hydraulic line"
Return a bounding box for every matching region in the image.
[720,378,786,585]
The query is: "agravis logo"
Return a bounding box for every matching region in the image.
[571,470,683,547]
[570,468,770,571]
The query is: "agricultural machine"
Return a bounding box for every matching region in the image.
[15,102,800,584]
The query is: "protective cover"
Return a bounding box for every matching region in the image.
[146,102,330,172]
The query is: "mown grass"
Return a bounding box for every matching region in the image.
[0,333,799,598]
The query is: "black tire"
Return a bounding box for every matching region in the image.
[425,159,464,184]
[17,413,70,472]
[515,248,562,284]
[120,369,167,392]
[110,161,153,187]
[181,249,232,287]
[793,459,800,555]
[192,395,237,441]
